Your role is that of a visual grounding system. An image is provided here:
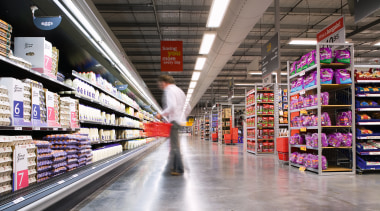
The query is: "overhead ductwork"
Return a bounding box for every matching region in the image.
[190,0,272,108]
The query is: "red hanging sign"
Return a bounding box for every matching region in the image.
[161,41,183,72]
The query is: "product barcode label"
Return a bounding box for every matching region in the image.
[57,180,65,184]
[13,197,25,204]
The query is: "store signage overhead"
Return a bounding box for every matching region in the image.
[161,41,183,72]
[354,0,380,23]
[317,16,345,44]
[261,33,279,82]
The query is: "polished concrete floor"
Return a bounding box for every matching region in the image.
[79,135,380,211]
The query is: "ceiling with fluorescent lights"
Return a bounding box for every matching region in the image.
[91,0,380,111]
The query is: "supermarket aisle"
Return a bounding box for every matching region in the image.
[78,136,379,211]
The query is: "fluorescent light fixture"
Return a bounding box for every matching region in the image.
[221,95,245,98]
[374,41,380,46]
[62,0,102,42]
[188,88,194,94]
[288,38,317,45]
[199,32,216,54]
[249,71,287,76]
[235,83,253,86]
[207,0,231,28]
[195,57,206,70]
[189,81,197,89]
[191,72,201,81]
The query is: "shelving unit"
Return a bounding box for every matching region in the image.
[354,64,380,173]
[200,117,205,140]
[217,104,232,144]
[287,43,355,175]
[211,111,218,142]
[275,84,289,152]
[245,84,276,154]
[204,115,210,141]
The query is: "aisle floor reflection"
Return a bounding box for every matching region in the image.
[79,136,380,211]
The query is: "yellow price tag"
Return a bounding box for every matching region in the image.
[300,109,307,115]
[299,166,306,172]
[300,146,307,151]
[300,127,307,132]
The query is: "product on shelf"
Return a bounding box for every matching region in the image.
[14,37,56,79]
[0,19,12,58]
[92,144,122,162]
[290,152,327,170]
[0,85,11,126]
[33,140,52,183]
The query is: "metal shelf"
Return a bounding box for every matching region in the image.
[290,105,318,113]
[247,127,256,129]
[322,166,353,172]
[290,144,318,150]
[0,55,73,92]
[64,93,140,120]
[79,120,143,130]
[290,126,318,130]
[246,103,255,107]
[290,85,317,96]
[356,93,380,97]
[256,101,274,104]
[356,79,380,84]
[246,115,255,118]
[320,63,351,68]
[73,71,138,110]
[357,151,380,155]
[357,136,380,139]
[91,137,142,145]
[357,107,380,111]
[357,122,380,125]
[290,162,318,173]
[0,126,79,132]
[247,150,256,154]
[257,114,274,116]
[257,90,273,92]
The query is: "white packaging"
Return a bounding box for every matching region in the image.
[14,37,55,79]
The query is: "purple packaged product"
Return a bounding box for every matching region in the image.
[310,94,318,106]
[334,69,352,84]
[328,133,342,147]
[341,133,352,147]
[296,153,306,165]
[304,71,317,88]
[305,134,312,147]
[290,152,298,163]
[291,80,298,93]
[307,50,316,67]
[320,47,332,64]
[290,61,298,76]
[297,55,307,73]
[310,115,318,126]
[320,68,334,84]
[311,155,319,169]
[321,112,331,126]
[304,154,314,168]
[303,96,311,108]
[298,96,304,108]
[311,133,319,148]
[334,49,351,64]
[321,133,328,147]
[322,156,328,170]
[295,77,304,92]
[321,92,329,105]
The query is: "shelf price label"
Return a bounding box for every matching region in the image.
[300,109,308,115]
[299,70,306,76]
[300,127,307,132]
[299,166,306,172]
[32,104,40,120]
[300,90,306,95]
[300,146,307,151]
[13,101,24,119]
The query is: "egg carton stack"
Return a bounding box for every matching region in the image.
[23,82,32,125]
[13,136,37,186]
[0,19,12,58]
[51,47,59,77]
[0,137,13,195]
[25,80,47,126]
[0,86,11,126]
[76,135,92,167]
[33,140,52,183]
[50,150,67,177]
[59,97,71,128]
[45,135,72,175]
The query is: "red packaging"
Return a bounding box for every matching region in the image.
[269,93,274,102]
[268,117,274,127]
[263,129,269,139]
[269,129,274,138]
[262,117,268,127]
[263,142,269,152]
[269,105,274,114]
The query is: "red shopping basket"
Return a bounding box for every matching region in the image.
[144,122,172,137]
